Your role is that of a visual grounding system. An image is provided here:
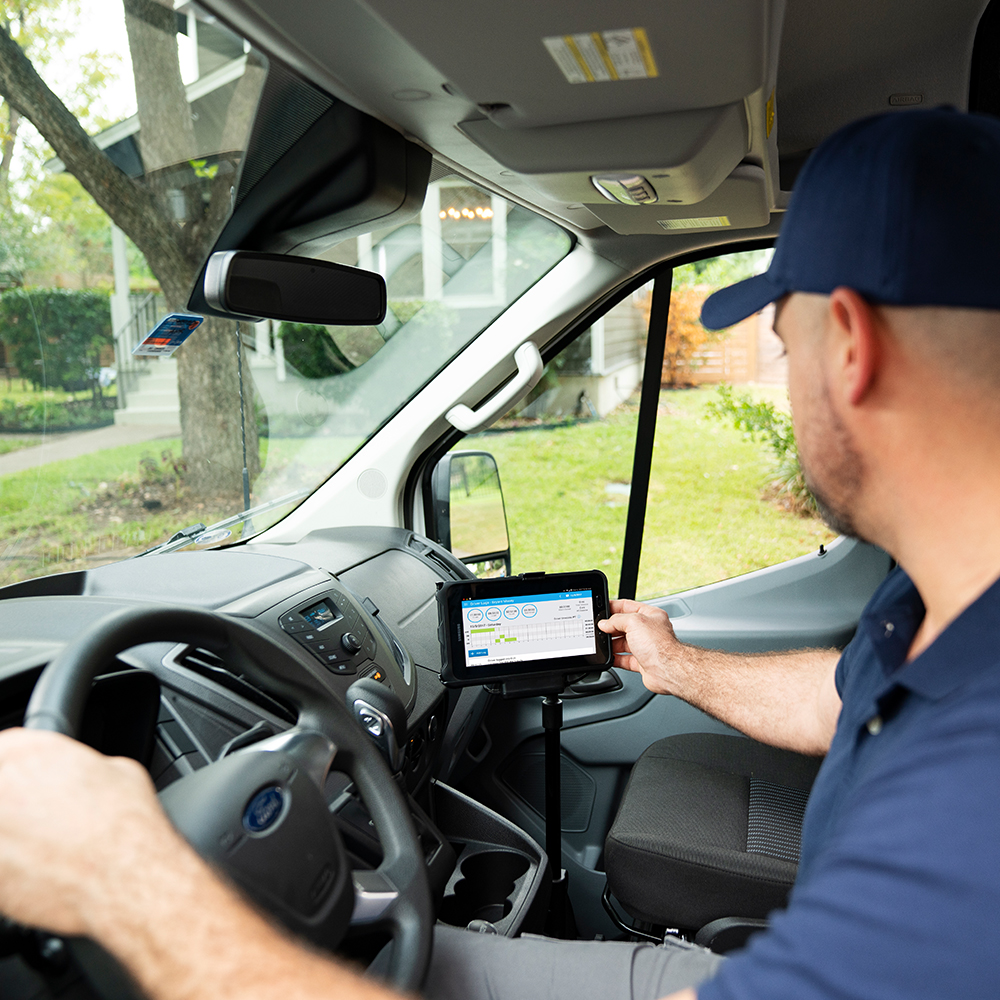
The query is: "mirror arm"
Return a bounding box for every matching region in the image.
[445,342,543,434]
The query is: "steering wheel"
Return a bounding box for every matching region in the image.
[22,603,433,993]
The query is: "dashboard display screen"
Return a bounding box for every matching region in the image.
[437,570,612,687]
[301,598,337,628]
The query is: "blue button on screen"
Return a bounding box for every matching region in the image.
[469,648,489,658]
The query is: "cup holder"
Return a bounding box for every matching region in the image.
[439,851,531,927]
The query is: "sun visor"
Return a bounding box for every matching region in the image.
[584,165,769,235]
[362,0,777,130]
[461,103,748,206]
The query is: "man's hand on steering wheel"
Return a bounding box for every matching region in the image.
[0,727,189,938]
[0,604,433,1000]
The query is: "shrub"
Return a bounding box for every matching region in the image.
[662,285,722,387]
[0,288,112,398]
[0,395,113,432]
[706,384,816,515]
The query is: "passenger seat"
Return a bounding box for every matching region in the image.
[604,733,822,937]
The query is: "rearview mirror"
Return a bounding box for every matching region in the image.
[204,250,386,325]
[430,450,511,578]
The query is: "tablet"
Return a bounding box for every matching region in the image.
[437,570,612,687]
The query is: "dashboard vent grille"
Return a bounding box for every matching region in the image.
[174,647,297,724]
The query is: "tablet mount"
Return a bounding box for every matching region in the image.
[498,671,579,938]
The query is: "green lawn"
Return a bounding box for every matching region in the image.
[0,438,194,582]
[468,387,833,600]
[0,377,117,406]
[0,388,833,594]
[0,436,41,456]
[0,433,360,585]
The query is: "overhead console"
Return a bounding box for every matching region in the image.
[362,0,785,234]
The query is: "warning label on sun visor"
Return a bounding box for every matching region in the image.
[543,28,658,84]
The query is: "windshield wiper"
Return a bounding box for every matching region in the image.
[134,488,312,558]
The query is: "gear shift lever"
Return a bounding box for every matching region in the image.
[346,677,407,775]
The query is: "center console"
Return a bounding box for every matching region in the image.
[433,782,548,935]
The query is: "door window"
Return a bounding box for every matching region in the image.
[436,251,834,599]
[634,252,834,598]
[446,284,653,595]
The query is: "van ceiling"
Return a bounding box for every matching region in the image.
[204,0,991,263]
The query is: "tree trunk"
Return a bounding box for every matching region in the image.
[174,316,261,500]
[0,6,262,499]
[123,0,196,174]
[0,103,20,204]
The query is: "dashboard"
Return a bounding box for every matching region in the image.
[0,528,472,805]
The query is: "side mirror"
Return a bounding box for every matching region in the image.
[203,250,386,325]
[429,450,511,578]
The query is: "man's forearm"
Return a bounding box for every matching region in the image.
[667,644,841,755]
[89,829,400,1000]
[600,601,841,755]
[0,729,402,1000]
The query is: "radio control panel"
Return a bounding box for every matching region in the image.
[278,592,376,676]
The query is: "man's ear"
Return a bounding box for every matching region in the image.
[828,287,880,406]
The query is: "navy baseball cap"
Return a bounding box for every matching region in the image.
[701,108,1000,330]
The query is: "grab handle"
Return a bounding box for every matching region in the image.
[445,342,544,434]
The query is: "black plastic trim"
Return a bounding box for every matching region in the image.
[617,269,672,601]
[970,0,1000,116]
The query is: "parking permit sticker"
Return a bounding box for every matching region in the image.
[543,28,658,84]
[132,313,204,357]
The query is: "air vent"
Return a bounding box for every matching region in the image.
[174,647,297,724]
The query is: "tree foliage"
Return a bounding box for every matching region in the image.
[673,250,772,289]
[22,172,113,286]
[706,384,816,516]
[277,323,358,380]
[0,287,112,395]
[0,0,267,495]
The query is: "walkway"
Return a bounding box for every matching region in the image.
[0,422,181,476]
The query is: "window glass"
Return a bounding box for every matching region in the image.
[635,251,834,598]
[442,251,835,599]
[452,284,653,596]
[0,1,570,588]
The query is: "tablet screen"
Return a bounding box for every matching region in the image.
[461,588,597,668]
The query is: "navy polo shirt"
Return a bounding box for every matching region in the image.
[699,566,1000,1000]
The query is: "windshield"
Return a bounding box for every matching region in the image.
[0,0,571,586]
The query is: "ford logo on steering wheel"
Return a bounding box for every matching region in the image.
[243,785,285,834]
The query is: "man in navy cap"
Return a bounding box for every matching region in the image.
[1,107,1000,1000]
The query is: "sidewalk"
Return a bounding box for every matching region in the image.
[0,423,181,476]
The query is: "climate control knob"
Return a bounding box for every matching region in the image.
[341,632,362,655]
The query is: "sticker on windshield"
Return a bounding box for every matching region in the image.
[543,28,658,84]
[132,313,204,357]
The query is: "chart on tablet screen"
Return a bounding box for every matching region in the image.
[461,590,596,666]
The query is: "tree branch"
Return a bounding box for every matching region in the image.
[0,22,192,295]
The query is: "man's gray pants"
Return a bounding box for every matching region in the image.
[422,926,725,1000]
